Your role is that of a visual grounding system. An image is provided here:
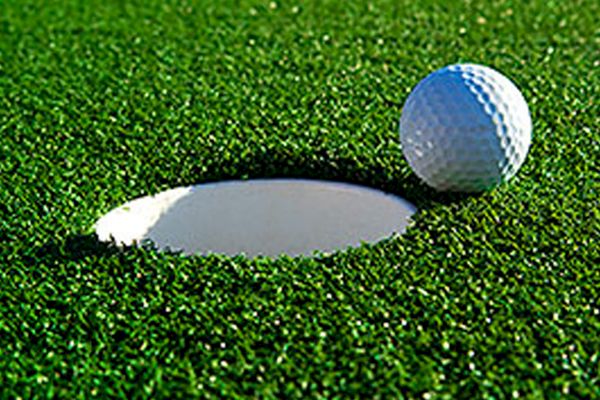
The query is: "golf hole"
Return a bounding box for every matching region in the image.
[95,179,417,258]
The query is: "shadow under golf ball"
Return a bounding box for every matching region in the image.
[94,179,417,258]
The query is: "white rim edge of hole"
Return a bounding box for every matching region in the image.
[94,179,418,258]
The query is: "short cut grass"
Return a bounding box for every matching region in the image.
[1,0,598,398]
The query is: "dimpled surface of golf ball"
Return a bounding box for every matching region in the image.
[400,64,532,192]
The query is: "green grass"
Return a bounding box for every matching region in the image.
[1,0,598,397]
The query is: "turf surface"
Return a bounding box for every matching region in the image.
[1,0,599,398]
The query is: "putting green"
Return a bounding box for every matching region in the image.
[0,0,597,397]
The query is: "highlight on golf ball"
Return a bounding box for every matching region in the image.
[399,63,532,192]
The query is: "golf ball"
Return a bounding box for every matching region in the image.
[400,63,532,192]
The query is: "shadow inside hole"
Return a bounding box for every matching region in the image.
[95,179,419,258]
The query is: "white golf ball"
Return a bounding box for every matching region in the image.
[400,64,532,192]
